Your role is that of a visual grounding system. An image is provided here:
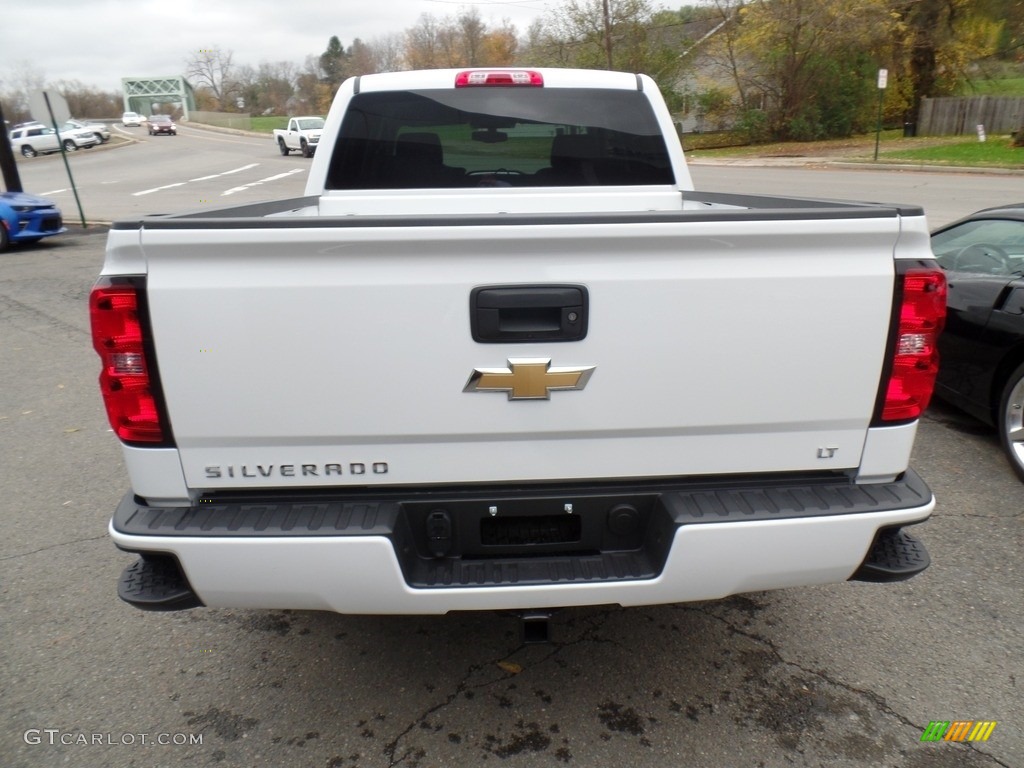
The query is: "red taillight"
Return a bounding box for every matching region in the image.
[455,70,544,87]
[878,265,947,422]
[90,279,166,443]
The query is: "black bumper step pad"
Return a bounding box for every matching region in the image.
[118,555,203,611]
[850,527,930,583]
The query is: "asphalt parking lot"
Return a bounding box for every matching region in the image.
[2,226,1021,768]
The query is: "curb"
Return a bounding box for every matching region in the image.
[687,156,1024,176]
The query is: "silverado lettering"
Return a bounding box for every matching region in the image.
[91,67,945,624]
[204,463,389,479]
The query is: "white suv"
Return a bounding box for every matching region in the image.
[10,123,99,157]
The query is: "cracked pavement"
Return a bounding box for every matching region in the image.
[3,219,1021,768]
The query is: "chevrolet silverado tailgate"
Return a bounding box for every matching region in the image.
[125,204,910,491]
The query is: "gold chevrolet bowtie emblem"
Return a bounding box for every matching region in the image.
[464,358,595,400]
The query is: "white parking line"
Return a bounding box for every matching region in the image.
[133,164,260,196]
[222,169,305,196]
[193,164,258,181]
[133,182,187,196]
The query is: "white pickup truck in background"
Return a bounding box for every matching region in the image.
[92,68,946,636]
[273,116,324,157]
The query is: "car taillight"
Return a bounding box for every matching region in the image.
[90,278,168,444]
[875,264,947,424]
[455,70,544,87]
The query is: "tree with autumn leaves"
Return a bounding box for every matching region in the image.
[695,0,1010,140]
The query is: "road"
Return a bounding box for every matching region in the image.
[2,128,1022,768]
[10,122,1024,227]
[13,123,309,224]
[688,160,1023,229]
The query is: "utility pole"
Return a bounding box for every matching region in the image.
[602,0,613,69]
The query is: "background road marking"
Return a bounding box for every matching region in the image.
[132,164,260,196]
[222,169,305,196]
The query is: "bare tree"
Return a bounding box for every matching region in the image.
[371,33,406,72]
[55,80,122,118]
[525,0,686,94]
[295,55,333,114]
[184,47,238,110]
[458,8,488,66]
[1,60,46,121]
[346,39,378,77]
[406,14,444,69]
[436,21,466,66]
[235,62,297,115]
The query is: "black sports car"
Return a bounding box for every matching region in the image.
[931,203,1024,480]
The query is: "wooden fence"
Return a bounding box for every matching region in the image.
[916,96,1024,136]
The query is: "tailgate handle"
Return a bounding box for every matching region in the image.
[471,285,588,343]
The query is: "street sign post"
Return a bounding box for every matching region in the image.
[28,90,86,227]
[874,69,888,162]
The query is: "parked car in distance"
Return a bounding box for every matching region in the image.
[9,123,99,157]
[931,202,1024,480]
[147,115,177,136]
[122,112,142,127]
[0,190,65,251]
[64,118,110,144]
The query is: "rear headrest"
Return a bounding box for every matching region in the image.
[550,133,600,165]
[395,132,443,164]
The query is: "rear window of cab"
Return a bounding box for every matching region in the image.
[325,88,674,190]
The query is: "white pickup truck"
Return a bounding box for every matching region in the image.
[273,116,324,157]
[92,68,946,631]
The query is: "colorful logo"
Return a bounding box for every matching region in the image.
[921,721,997,742]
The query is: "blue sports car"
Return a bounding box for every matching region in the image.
[0,190,66,251]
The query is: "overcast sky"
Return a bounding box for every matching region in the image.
[2,0,552,94]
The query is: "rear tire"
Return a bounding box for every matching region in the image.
[278,138,290,156]
[21,145,37,158]
[63,139,77,151]
[998,361,1024,481]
